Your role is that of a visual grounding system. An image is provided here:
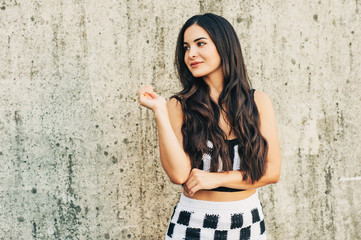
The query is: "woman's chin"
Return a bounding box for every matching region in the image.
[191,72,205,78]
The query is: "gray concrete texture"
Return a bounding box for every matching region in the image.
[0,0,360,239]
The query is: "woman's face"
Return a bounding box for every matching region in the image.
[183,24,222,80]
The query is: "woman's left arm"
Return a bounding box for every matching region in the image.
[184,90,281,196]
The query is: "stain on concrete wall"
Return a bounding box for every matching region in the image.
[0,0,360,239]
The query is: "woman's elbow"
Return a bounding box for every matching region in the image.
[268,170,281,184]
[265,157,281,184]
[169,174,188,185]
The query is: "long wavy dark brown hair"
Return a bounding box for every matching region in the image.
[172,13,268,183]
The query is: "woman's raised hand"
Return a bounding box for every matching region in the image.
[138,85,167,112]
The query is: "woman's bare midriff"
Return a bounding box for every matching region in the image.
[183,188,257,202]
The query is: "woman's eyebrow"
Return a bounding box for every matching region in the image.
[183,37,207,45]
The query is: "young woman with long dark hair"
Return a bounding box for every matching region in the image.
[138,13,281,240]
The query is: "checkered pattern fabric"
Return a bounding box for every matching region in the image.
[165,192,266,240]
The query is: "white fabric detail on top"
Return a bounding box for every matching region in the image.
[201,153,211,172]
[202,140,241,172]
[206,140,213,148]
[202,140,213,172]
[201,154,223,172]
[232,144,241,171]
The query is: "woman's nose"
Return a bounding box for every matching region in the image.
[188,46,198,59]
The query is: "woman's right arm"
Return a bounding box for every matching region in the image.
[138,85,191,184]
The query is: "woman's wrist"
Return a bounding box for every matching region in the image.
[216,171,228,188]
[216,171,244,189]
[153,104,168,119]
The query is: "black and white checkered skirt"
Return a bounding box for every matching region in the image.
[165,191,266,240]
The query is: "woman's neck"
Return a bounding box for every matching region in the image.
[203,69,224,102]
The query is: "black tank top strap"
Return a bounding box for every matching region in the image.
[250,88,255,98]
[171,95,182,103]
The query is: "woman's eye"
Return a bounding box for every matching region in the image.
[197,42,206,47]
[183,46,190,51]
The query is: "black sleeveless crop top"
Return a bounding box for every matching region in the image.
[198,138,245,192]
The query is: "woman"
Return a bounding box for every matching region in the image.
[138,13,281,240]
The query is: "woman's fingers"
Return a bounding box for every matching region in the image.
[185,177,195,191]
[147,90,157,98]
[138,85,153,96]
[138,85,157,103]
[185,175,201,196]
[184,178,192,196]
[187,183,200,196]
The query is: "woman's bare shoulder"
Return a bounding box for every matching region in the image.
[167,97,181,107]
[166,97,184,123]
[167,97,183,112]
[253,90,274,116]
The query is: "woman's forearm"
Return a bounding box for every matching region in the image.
[154,106,191,185]
[217,165,280,190]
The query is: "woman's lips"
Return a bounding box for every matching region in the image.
[190,62,202,67]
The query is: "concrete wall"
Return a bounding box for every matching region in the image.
[0,0,360,239]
